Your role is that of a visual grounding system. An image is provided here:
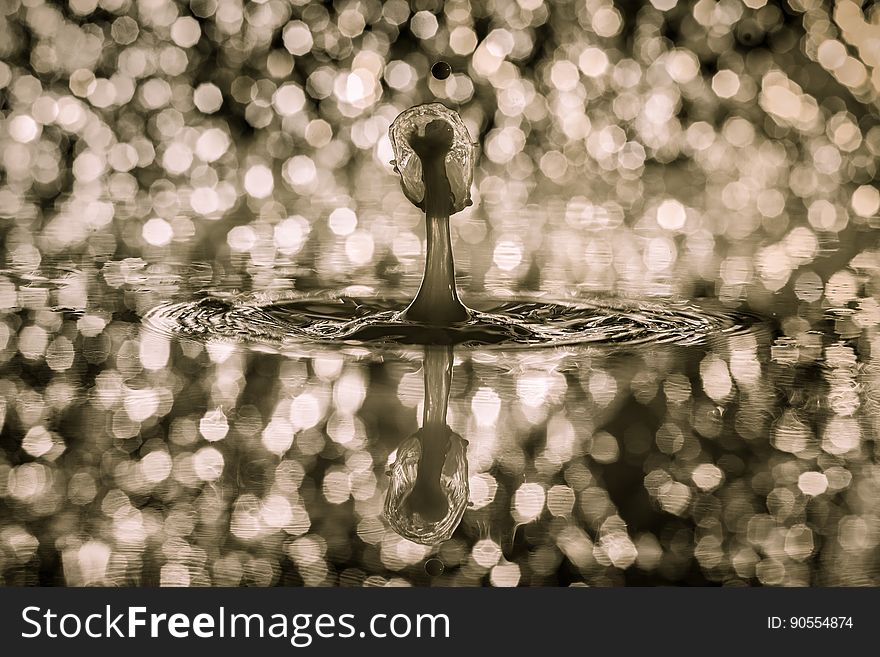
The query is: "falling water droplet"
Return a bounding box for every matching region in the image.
[425,557,445,576]
[431,61,452,80]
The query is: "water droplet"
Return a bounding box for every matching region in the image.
[431,61,452,80]
[425,558,445,576]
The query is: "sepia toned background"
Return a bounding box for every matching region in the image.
[1,0,879,586]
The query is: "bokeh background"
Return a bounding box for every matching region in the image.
[1,0,880,586]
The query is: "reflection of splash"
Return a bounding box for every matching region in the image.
[384,428,469,545]
[384,346,469,545]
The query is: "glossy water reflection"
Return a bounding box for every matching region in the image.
[384,346,468,545]
[3,282,879,586]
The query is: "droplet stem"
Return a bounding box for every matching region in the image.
[422,345,453,428]
[401,138,470,324]
[408,346,454,522]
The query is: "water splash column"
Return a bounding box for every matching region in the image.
[389,103,476,325]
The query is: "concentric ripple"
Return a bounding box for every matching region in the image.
[142,291,755,350]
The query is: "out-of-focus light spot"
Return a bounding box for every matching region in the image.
[546,485,575,516]
[472,539,502,568]
[578,47,609,77]
[314,355,344,381]
[851,185,879,218]
[489,562,521,587]
[283,21,314,56]
[70,541,110,585]
[410,11,438,39]
[323,470,352,504]
[835,57,867,88]
[111,16,139,45]
[449,26,477,55]
[692,463,723,491]
[471,387,501,426]
[512,482,545,522]
[199,408,229,442]
[227,225,257,252]
[485,126,526,164]
[329,208,358,236]
[284,155,317,189]
[196,128,230,162]
[822,416,861,455]
[589,431,619,464]
[493,240,523,271]
[658,481,691,516]
[124,388,159,422]
[162,143,193,175]
[22,426,54,458]
[191,187,219,214]
[70,69,97,98]
[794,271,823,303]
[273,83,305,116]
[598,531,638,569]
[73,151,105,182]
[338,9,366,38]
[333,370,366,414]
[650,0,678,9]
[818,40,847,70]
[193,447,224,482]
[141,450,172,483]
[345,231,375,265]
[773,412,813,454]
[469,473,498,510]
[109,143,138,172]
[784,524,814,561]
[275,216,308,254]
[261,494,293,528]
[142,218,173,247]
[550,60,580,92]
[666,49,699,84]
[193,83,223,113]
[657,199,687,231]
[392,231,421,259]
[826,270,857,306]
[592,6,622,37]
[46,336,75,371]
[540,151,568,179]
[644,237,676,272]
[798,471,828,496]
[384,60,415,91]
[262,419,293,455]
[701,355,733,402]
[290,393,321,430]
[757,189,785,218]
[9,115,39,143]
[712,70,740,98]
[244,164,274,198]
[784,226,818,264]
[267,50,294,78]
[171,17,201,48]
[305,119,332,148]
[597,125,626,154]
[337,69,378,107]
